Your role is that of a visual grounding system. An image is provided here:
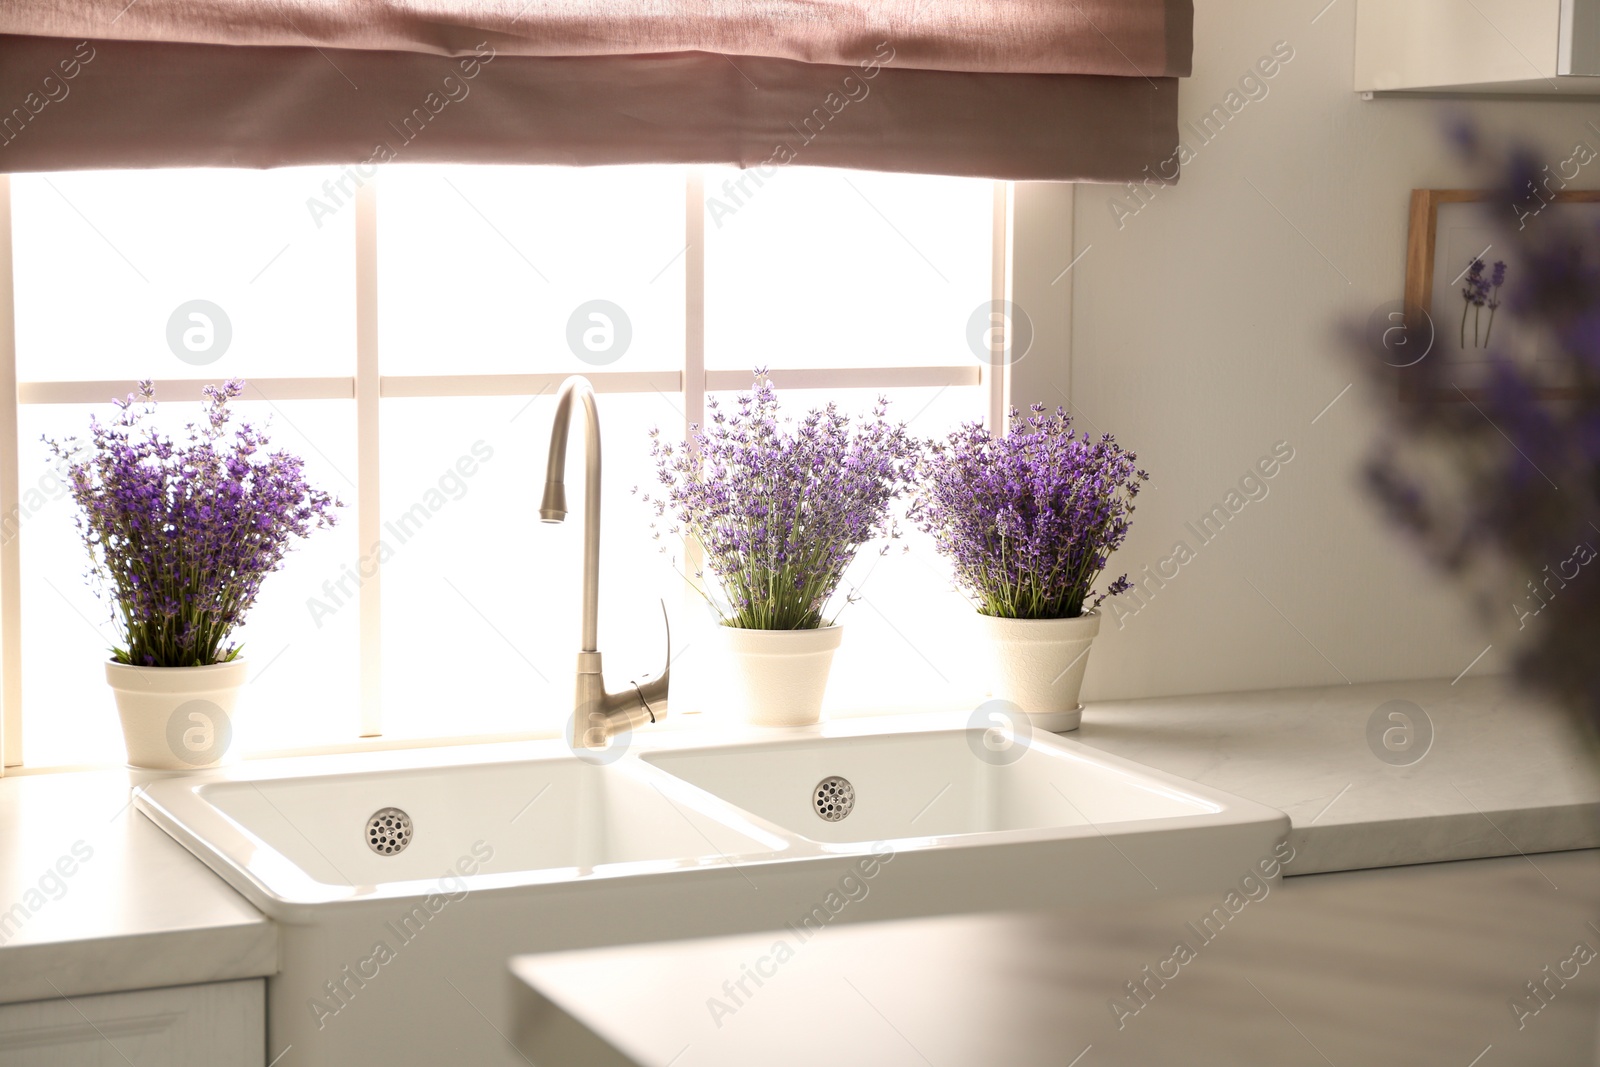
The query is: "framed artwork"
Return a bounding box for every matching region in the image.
[1402,188,1600,400]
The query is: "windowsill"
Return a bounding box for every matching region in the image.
[4,699,979,775]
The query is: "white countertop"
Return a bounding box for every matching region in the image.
[1070,675,1600,874]
[0,769,276,1006]
[510,849,1600,1066]
[0,673,1591,1005]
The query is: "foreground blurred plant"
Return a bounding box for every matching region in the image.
[44,380,340,667]
[911,406,1147,619]
[643,372,915,630]
[1351,124,1600,732]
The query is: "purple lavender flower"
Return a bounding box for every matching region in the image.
[1485,260,1508,345]
[641,372,915,630]
[910,406,1147,619]
[1462,258,1490,348]
[43,380,341,667]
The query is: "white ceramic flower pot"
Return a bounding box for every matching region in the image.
[104,660,247,771]
[975,611,1100,732]
[719,625,843,727]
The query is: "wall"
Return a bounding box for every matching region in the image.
[1024,0,1599,700]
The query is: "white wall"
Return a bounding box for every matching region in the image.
[1019,0,1598,700]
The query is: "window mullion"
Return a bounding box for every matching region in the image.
[988,180,1011,433]
[0,176,20,772]
[683,170,707,599]
[356,180,382,738]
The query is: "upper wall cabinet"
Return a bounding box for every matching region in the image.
[1355,0,1600,94]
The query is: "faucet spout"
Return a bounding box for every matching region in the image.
[538,482,566,523]
[540,377,602,653]
[540,376,670,750]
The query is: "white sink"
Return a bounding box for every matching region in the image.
[134,746,790,908]
[643,728,1224,846]
[135,716,1289,914]
[633,721,1290,899]
[132,717,1289,1067]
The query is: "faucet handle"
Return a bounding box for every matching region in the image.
[631,600,670,721]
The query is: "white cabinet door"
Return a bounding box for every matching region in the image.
[1355,0,1600,92]
[0,979,263,1067]
[1561,0,1600,74]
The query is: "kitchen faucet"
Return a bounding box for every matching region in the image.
[539,375,670,750]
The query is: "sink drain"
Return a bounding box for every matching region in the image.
[366,807,413,855]
[813,776,855,822]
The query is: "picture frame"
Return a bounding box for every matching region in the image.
[1402,187,1600,401]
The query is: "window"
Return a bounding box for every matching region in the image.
[0,163,1010,769]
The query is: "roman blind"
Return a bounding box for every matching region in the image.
[0,0,1191,181]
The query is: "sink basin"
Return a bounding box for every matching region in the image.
[643,729,1221,846]
[134,746,789,908]
[635,721,1291,903]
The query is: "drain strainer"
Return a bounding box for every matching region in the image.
[366,807,413,855]
[813,776,855,822]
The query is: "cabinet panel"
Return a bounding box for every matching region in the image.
[0,980,263,1067]
[1561,0,1600,74]
[1355,0,1600,93]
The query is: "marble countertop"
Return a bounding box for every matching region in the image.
[1069,675,1600,874]
[0,673,1590,1008]
[511,850,1600,1066]
[0,769,276,1006]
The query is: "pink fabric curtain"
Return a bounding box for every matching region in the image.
[0,2,1190,181]
[2,0,1191,76]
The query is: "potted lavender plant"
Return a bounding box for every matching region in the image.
[45,380,339,769]
[913,406,1146,731]
[646,374,914,726]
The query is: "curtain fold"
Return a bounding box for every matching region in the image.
[0,0,1192,76]
[0,1,1191,181]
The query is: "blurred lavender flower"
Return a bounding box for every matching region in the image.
[642,372,915,630]
[910,406,1147,620]
[43,380,341,667]
[1351,124,1600,732]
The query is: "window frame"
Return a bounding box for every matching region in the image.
[0,169,1076,773]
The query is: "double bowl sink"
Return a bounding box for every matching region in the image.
[134,717,1291,1065]
[133,713,1290,922]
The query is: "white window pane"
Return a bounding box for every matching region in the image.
[378,392,685,740]
[11,169,356,382]
[7,164,999,765]
[19,399,358,767]
[377,165,687,376]
[704,167,994,370]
